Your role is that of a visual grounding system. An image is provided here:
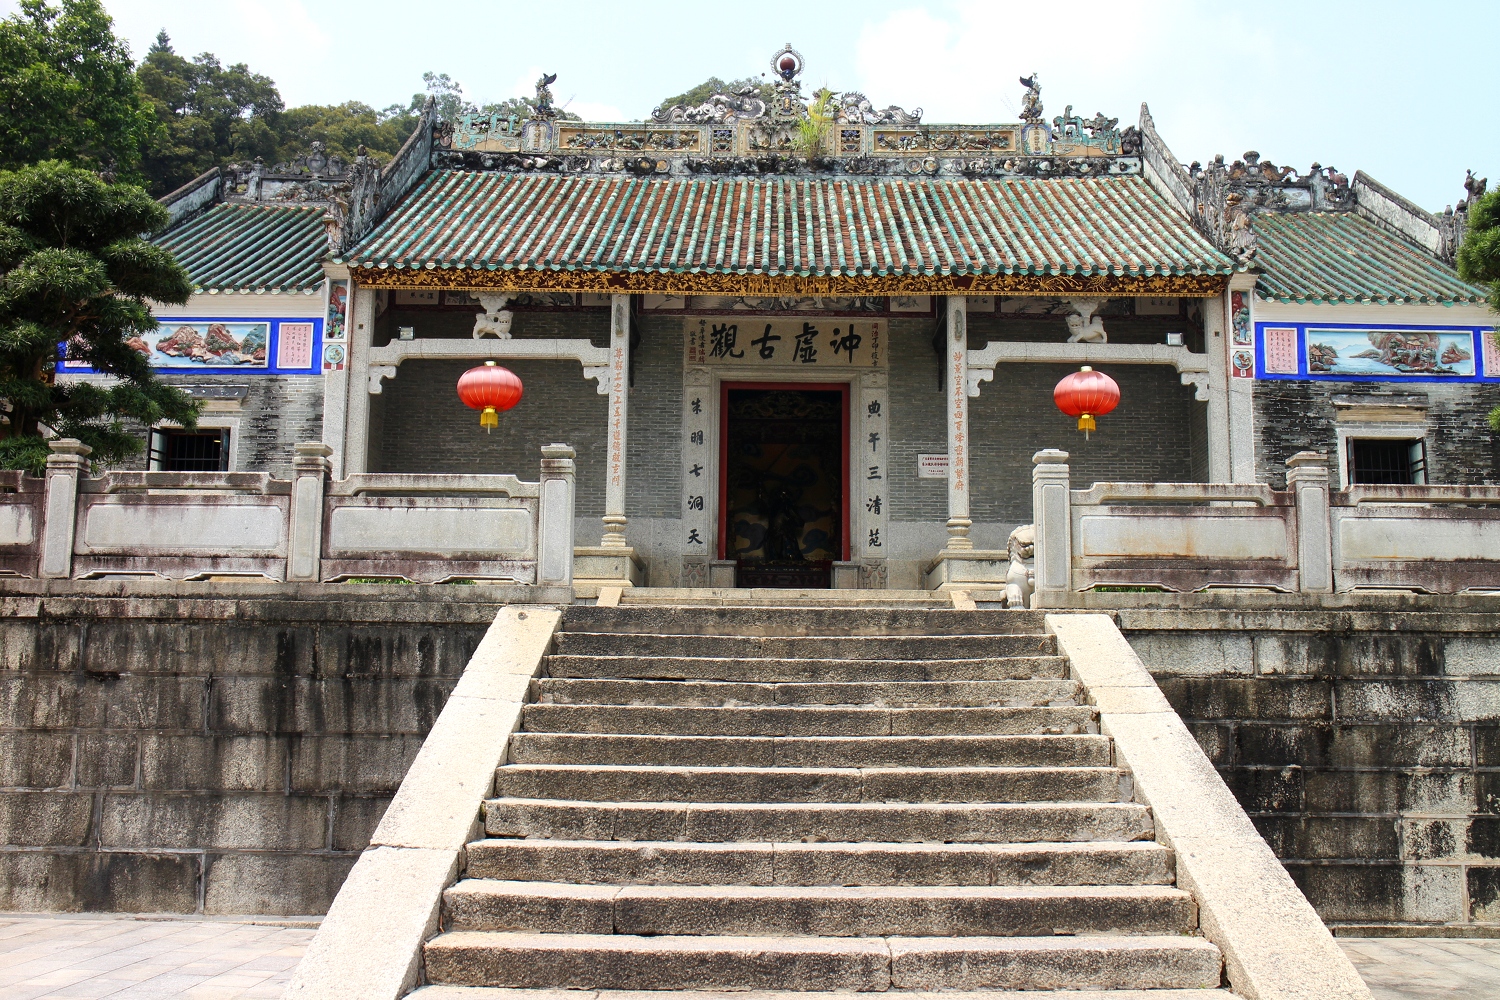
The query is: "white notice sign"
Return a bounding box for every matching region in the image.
[918,454,949,479]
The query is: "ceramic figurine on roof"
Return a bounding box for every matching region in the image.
[1019,74,1044,124]
[767,43,809,123]
[530,73,560,121]
[832,91,921,126]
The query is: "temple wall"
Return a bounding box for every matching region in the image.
[1122,605,1500,932]
[1254,380,1500,489]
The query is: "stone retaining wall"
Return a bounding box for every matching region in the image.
[0,580,540,916]
[1117,601,1500,933]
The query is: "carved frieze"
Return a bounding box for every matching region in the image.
[350,266,1230,298]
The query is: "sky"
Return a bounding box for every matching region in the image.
[7,0,1497,211]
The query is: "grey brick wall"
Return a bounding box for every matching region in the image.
[0,586,496,915]
[111,375,323,479]
[628,316,683,519]
[371,304,684,524]
[370,359,608,519]
[1255,381,1500,488]
[967,364,1198,527]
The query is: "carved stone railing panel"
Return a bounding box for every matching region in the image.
[31,439,572,586]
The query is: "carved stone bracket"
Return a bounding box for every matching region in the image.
[368,365,398,394]
[965,341,1215,398]
[1180,371,1212,402]
[366,338,612,394]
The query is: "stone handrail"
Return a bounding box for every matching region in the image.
[81,471,291,495]
[1033,448,1500,598]
[27,438,575,588]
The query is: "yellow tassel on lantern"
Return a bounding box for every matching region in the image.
[1077,413,1096,432]
[480,406,498,431]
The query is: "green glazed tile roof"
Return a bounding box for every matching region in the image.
[343,172,1235,279]
[1253,212,1485,305]
[154,203,329,292]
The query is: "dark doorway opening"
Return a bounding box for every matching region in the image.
[720,384,848,589]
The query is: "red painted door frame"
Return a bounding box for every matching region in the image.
[718,381,851,563]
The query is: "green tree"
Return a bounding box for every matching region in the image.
[1460,189,1500,311]
[0,0,155,179]
[1460,190,1500,432]
[401,72,580,123]
[137,31,283,196]
[274,101,416,165]
[0,161,197,474]
[656,76,777,112]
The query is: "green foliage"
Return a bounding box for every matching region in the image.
[1458,189,1500,312]
[274,101,417,165]
[0,161,198,474]
[657,76,777,112]
[795,88,834,158]
[0,0,155,179]
[138,31,282,196]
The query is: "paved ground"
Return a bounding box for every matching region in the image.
[1,913,1499,998]
[0,914,315,999]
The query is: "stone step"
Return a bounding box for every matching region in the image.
[408,987,1237,1000]
[506,733,1112,769]
[534,677,1082,708]
[491,764,1126,804]
[481,799,1152,844]
[543,655,1069,683]
[564,604,1045,635]
[463,839,1176,887]
[553,633,1057,660]
[518,704,1097,737]
[442,881,1199,938]
[422,931,1222,991]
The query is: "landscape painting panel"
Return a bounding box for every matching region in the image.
[1304,328,1475,377]
[132,321,271,368]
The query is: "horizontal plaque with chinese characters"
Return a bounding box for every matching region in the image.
[685,318,884,368]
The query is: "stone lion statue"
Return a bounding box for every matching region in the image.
[472,293,514,339]
[1005,524,1035,609]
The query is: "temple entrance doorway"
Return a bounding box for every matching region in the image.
[719,383,849,589]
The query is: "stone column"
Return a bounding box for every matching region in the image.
[538,443,576,588]
[602,294,630,547]
[319,272,351,479]
[342,282,377,477]
[1287,451,1333,593]
[1225,275,1258,482]
[1031,449,1073,598]
[944,295,972,549]
[287,442,332,582]
[39,439,90,579]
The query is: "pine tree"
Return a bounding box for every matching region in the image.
[0,161,197,473]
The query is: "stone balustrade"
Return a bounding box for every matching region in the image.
[1031,449,1500,599]
[1,439,576,587]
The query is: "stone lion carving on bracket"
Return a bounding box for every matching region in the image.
[1063,298,1107,343]
[1005,524,1035,609]
[472,293,514,339]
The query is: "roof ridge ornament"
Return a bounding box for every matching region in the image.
[768,43,808,123]
[1187,150,1358,263]
[530,73,560,121]
[1019,74,1044,125]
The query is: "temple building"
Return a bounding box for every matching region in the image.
[100,45,1495,592]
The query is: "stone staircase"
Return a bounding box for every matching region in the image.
[415,604,1231,995]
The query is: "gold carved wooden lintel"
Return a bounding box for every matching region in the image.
[347,267,1231,298]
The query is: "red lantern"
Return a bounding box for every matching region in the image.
[457,361,523,432]
[1053,366,1120,437]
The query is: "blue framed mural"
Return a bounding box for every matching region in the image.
[59,317,324,376]
[1253,322,1500,382]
